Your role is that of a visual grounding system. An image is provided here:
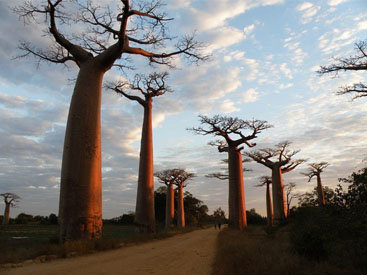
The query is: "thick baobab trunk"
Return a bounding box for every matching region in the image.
[266,183,273,226]
[165,183,175,229]
[59,61,103,241]
[271,167,287,224]
[177,185,185,229]
[134,98,155,232]
[2,203,10,225]
[227,147,247,230]
[316,174,326,206]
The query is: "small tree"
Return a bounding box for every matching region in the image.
[173,169,195,229]
[255,176,273,226]
[318,40,367,99]
[189,115,271,230]
[154,169,182,229]
[14,0,206,241]
[1,193,20,225]
[108,72,172,233]
[301,162,329,206]
[285,182,296,216]
[245,141,305,224]
[298,186,335,207]
[184,191,208,226]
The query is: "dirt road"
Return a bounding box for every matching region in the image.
[3,228,219,275]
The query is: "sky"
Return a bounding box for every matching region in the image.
[0,0,367,219]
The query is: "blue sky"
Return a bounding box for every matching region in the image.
[0,0,367,218]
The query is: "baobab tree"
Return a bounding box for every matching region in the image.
[173,169,195,229]
[154,169,182,229]
[14,0,206,240]
[189,115,271,230]
[302,162,329,206]
[108,72,172,232]
[255,176,273,226]
[1,193,20,225]
[318,40,367,99]
[245,141,305,224]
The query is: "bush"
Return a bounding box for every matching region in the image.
[290,206,367,272]
[246,208,266,225]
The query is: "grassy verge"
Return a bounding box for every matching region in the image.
[211,226,362,275]
[0,224,200,265]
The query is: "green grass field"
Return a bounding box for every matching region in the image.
[0,224,141,264]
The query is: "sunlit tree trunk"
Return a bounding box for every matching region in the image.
[272,166,287,224]
[59,61,103,241]
[177,185,185,229]
[134,98,155,233]
[2,203,10,225]
[228,147,247,230]
[266,182,273,226]
[316,174,326,206]
[165,183,175,229]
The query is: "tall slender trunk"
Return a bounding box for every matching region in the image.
[227,147,247,230]
[266,183,273,226]
[59,61,103,241]
[316,174,326,206]
[177,184,185,229]
[2,203,10,225]
[134,98,155,232]
[165,183,174,229]
[272,166,287,224]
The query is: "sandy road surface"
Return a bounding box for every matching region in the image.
[3,228,219,275]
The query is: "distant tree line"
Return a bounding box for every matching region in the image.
[0,213,58,225]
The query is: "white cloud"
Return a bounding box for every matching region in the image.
[204,26,245,52]
[243,24,255,38]
[358,21,367,30]
[327,0,348,6]
[297,2,313,11]
[296,2,321,24]
[280,63,293,79]
[242,88,259,103]
[283,34,307,65]
[279,83,293,89]
[218,99,240,113]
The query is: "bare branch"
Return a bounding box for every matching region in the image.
[301,162,329,182]
[245,141,305,172]
[318,40,367,100]
[206,173,229,180]
[1,193,21,207]
[106,72,172,107]
[155,168,182,186]
[337,83,367,100]
[171,169,196,187]
[189,115,271,152]
[14,0,208,70]
[255,176,272,187]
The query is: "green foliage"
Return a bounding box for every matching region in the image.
[104,213,135,225]
[183,191,209,226]
[246,208,266,225]
[154,188,166,224]
[291,167,367,272]
[297,186,335,207]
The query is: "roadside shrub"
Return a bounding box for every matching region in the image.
[290,206,367,272]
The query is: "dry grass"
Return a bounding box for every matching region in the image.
[211,226,361,275]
